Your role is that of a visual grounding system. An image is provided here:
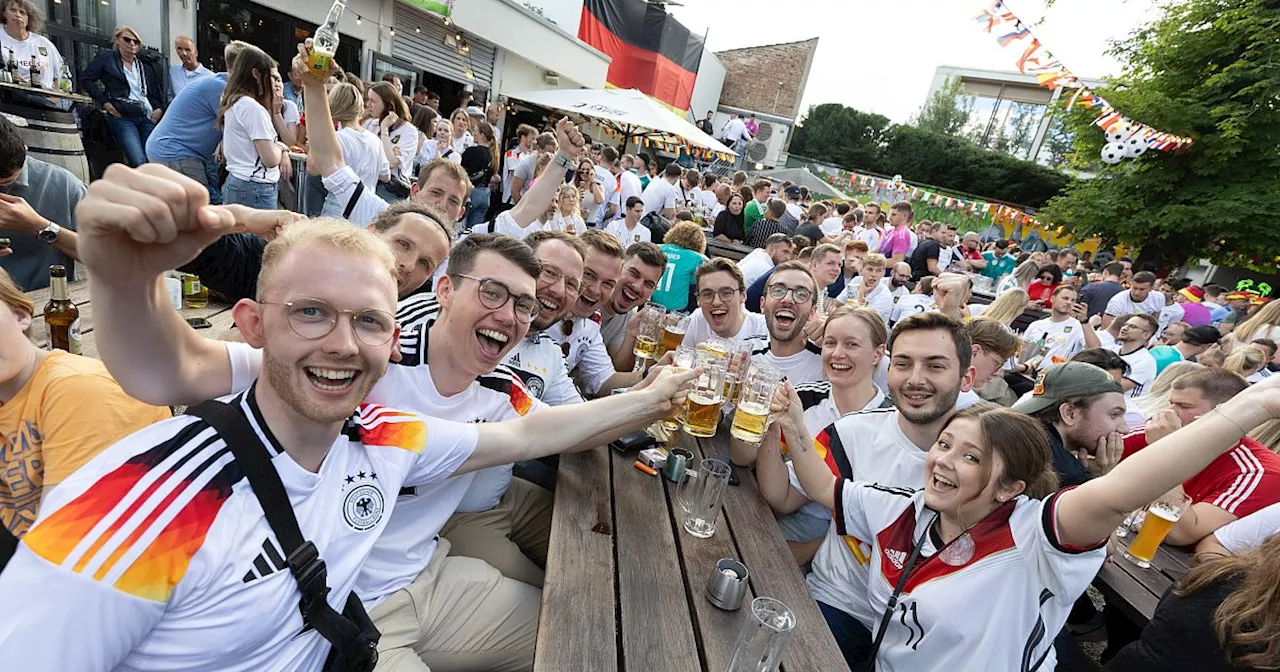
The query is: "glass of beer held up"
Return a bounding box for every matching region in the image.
[633,302,667,372]
[661,346,698,433]
[659,311,690,358]
[1122,491,1192,569]
[731,362,784,445]
[682,353,727,438]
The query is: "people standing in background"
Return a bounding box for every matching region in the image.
[744,114,759,137]
[1079,262,1126,317]
[501,124,536,206]
[697,110,714,136]
[167,35,211,101]
[217,48,288,209]
[280,60,304,112]
[364,82,418,202]
[79,26,166,168]
[416,117,461,168]
[0,0,67,92]
[877,201,915,265]
[448,107,474,154]
[651,222,707,312]
[461,120,498,229]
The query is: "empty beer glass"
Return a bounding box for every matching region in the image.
[678,458,732,538]
[725,597,796,672]
[731,363,784,445]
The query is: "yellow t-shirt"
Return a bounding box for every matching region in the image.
[0,351,171,537]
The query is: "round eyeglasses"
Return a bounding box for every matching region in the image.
[260,299,397,346]
[454,274,541,324]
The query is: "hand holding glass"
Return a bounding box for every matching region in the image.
[1122,491,1192,568]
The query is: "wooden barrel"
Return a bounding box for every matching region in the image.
[0,102,90,184]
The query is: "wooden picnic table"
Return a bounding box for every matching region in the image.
[25,279,236,358]
[706,239,753,263]
[536,422,847,672]
[1093,543,1193,626]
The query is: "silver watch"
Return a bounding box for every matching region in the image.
[37,222,61,244]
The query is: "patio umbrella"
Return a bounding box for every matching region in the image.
[749,167,851,200]
[502,88,736,160]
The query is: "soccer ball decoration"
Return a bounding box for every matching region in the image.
[1124,135,1148,158]
[1099,124,1151,165]
[1100,142,1127,165]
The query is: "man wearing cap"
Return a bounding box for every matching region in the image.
[1219,291,1255,335]
[1149,325,1222,376]
[782,186,805,222]
[1176,286,1214,326]
[1014,362,1129,488]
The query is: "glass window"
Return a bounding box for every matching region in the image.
[372,53,417,98]
[67,0,112,37]
[196,1,361,74]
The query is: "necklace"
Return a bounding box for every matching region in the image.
[938,531,975,566]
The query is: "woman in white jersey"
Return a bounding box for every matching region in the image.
[754,306,889,563]
[769,373,1280,671]
[363,81,418,201]
[447,107,473,154]
[217,48,287,209]
[1,0,66,91]
[996,258,1039,296]
[415,117,461,170]
[314,82,388,217]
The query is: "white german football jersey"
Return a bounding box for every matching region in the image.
[805,408,930,629]
[1023,316,1086,367]
[1110,344,1158,397]
[0,387,476,671]
[750,340,825,384]
[504,331,584,406]
[681,310,769,349]
[834,483,1105,671]
[547,317,616,395]
[837,278,895,325]
[1104,289,1165,318]
[396,291,441,333]
[890,294,936,325]
[789,382,889,522]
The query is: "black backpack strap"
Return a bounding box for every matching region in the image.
[187,398,378,671]
[343,182,365,220]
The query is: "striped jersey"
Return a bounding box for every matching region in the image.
[833,483,1104,671]
[0,387,477,671]
[1121,431,1280,518]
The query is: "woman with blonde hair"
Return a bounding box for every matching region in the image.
[364,81,418,199]
[1229,300,1280,347]
[1106,532,1280,670]
[1224,346,1268,380]
[0,269,169,562]
[447,107,473,153]
[997,259,1040,296]
[415,117,461,169]
[973,288,1029,326]
[310,82,389,217]
[550,183,584,234]
[752,306,889,563]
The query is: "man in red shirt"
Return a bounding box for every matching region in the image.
[1121,368,1280,547]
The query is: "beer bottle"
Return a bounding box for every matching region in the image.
[44,265,81,355]
[182,274,209,309]
[308,0,346,78]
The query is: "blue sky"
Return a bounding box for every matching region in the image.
[668,0,1162,123]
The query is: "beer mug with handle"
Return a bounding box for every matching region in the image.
[731,362,784,445]
[678,458,732,538]
[682,353,727,438]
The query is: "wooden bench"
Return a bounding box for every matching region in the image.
[706,239,753,263]
[536,424,847,671]
[1093,545,1192,625]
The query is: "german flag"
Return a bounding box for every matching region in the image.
[578,0,704,112]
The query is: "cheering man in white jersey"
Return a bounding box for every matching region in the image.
[767,312,974,668]
[682,258,770,348]
[753,260,825,384]
[0,172,697,671]
[601,242,668,370]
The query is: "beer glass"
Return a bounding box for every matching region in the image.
[697,335,733,359]
[1122,491,1192,568]
[731,363,783,445]
[660,312,691,357]
[725,597,796,672]
[678,458,732,538]
[682,354,726,438]
[662,346,698,432]
[633,303,667,371]
[722,340,752,406]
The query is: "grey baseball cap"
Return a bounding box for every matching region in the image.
[1013,362,1125,415]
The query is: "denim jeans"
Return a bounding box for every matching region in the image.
[818,601,874,671]
[106,114,155,168]
[465,186,491,230]
[222,175,279,210]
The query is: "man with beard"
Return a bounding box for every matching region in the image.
[753,261,825,384]
[31,168,698,670]
[1016,362,1128,488]
[1103,271,1164,329]
[1111,313,1160,397]
[788,312,975,668]
[600,242,667,368]
[884,261,912,301]
[1013,285,1101,373]
[682,258,769,347]
[746,243,843,312]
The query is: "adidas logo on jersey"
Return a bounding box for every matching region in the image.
[242,538,288,583]
[509,353,521,366]
[885,548,908,570]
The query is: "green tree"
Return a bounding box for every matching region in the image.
[789,103,891,170]
[1039,0,1280,270]
[913,76,974,137]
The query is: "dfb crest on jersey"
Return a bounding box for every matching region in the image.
[343,482,385,532]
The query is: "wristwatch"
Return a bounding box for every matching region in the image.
[37,222,61,243]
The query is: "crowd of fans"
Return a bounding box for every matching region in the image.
[3,29,1280,672]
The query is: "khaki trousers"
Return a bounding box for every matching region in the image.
[439,478,552,588]
[370,537,541,672]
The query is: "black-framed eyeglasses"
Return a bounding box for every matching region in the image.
[766,284,814,303]
[454,273,540,324]
[259,299,396,346]
[698,287,739,304]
